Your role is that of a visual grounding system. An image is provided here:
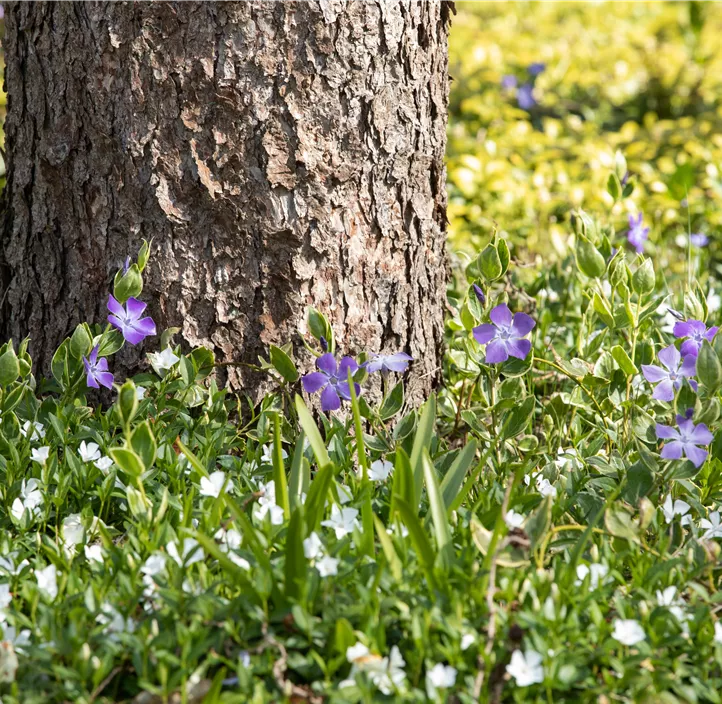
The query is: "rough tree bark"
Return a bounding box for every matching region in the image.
[0,1,450,405]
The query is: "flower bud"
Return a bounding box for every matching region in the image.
[575,234,606,279]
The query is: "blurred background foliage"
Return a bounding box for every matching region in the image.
[447,1,722,281]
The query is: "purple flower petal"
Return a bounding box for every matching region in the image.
[336,381,361,400]
[657,345,680,371]
[656,423,680,440]
[123,328,147,346]
[489,304,513,328]
[485,339,509,364]
[506,338,532,360]
[108,314,125,332]
[706,326,719,342]
[96,371,115,389]
[107,294,125,318]
[680,339,700,357]
[690,423,714,445]
[680,355,697,377]
[651,380,675,402]
[95,357,110,372]
[641,364,667,384]
[316,353,337,377]
[511,312,536,337]
[89,345,99,365]
[132,317,157,338]
[473,324,497,345]
[86,373,100,390]
[320,385,341,412]
[661,441,684,460]
[302,372,328,394]
[338,356,359,378]
[382,352,413,373]
[684,444,708,468]
[125,297,147,320]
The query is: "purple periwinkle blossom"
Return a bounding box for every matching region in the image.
[302,353,361,412]
[517,83,536,110]
[690,233,709,248]
[626,213,649,254]
[107,295,157,345]
[122,256,131,275]
[473,284,486,305]
[641,345,697,401]
[473,304,535,364]
[656,415,713,468]
[527,62,546,76]
[82,345,114,390]
[319,336,328,353]
[673,319,719,357]
[501,74,517,90]
[620,171,630,187]
[364,352,413,375]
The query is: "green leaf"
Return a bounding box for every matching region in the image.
[632,259,655,296]
[698,341,722,392]
[390,447,415,517]
[439,440,477,513]
[270,345,299,383]
[395,498,437,591]
[607,172,621,201]
[477,243,503,281]
[284,508,307,601]
[295,395,330,469]
[422,450,452,570]
[604,506,640,543]
[69,324,92,359]
[611,345,638,376]
[373,515,403,581]
[526,495,552,548]
[501,396,535,440]
[117,380,139,428]
[272,414,290,520]
[113,263,143,304]
[379,381,404,420]
[137,238,151,272]
[130,421,157,471]
[0,345,20,387]
[304,464,334,533]
[307,307,334,351]
[175,439,210,479]
[411,395,436,508]
[575,233,606,279]
[109,447,144,479]
[288,432,306,509]
[190,347,215,380]
[593,293,615,328]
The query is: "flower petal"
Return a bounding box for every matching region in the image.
[656,424,680,440]
[661,441,684,460]
[133,317,157,337]
[651,380,675,402]
[657,345,680,371]
[472,324,497,345]
[302,372,328,394]
[506,338,531,360]
[107,295,125,318]
[338,356,359,377]
[684,443,708,468]
[485,339,509,364]
[680,339,700,357]
[690,423,713,445]
[96,371,115,390]
[125,297,147,320]
[679,355,697,377]
[511,312,535,337]
[320,385,341,412]
[489,304,513,328]
[706,326,720,341]
[316,353,337,377]
[383,352,412,373]
[641,364,667,384]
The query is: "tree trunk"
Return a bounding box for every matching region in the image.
[0,1,450,405]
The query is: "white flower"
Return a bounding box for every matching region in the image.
[554,447,581,472]
[505,510,525,529]
[30,446,50,464]
[20,420,45,441]
[347,642,370,663]
[261,444,287,465]
[715,622,722,644]
[0,554,27,576]
[11,480,43,522]
[700,511,722,540]
[426,663,457,697]
[141,553,167,577]
[611,618,645,646]
[228,552,251,570]
[316,554,339,577]
[36,564,58,600]
[199,471,228,498]
[461,633,476,651]
[344,643,407,695]
[97,603,135,641]
[506,649,544,687]
[84,545,103,563]
[661,496,692,526]
[62,514,85,550]
[167,538,203,566]
[215,528,242,551]
[575,563,608,589]
[337,484,353,505]
[536,477,557,498]
[78,441,101,464]
[708,290,721,314]
[303,532,324,560]
[321,505,359,539]
[149,348,180,372]
[254,481,285,525]
[2,626,30,653]
[368,459,393,482]
[136,387,147,401]
[95,456,114,472]
[0,584,11,611]
[656,586,678,607]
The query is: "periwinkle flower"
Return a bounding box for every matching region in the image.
[517,83,536,110]
[626,213,649,254]
[82,345,114,390]
[302,353,361,412]
[673,319,719,357]
[501,74,517,90]
[527,62,546,76]
[473,284,486,305]
[107,295,156,345]
[690,233,709,248]
[364,352,413,375]
[656,415,713,468]
[641,345,697,401]
[473,304,535,363]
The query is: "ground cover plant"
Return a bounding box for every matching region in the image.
[4,2,722,703]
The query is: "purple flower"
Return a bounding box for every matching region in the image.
[641,345,697,401]
[527,62,546,76]
[620,171,630,187]
[302,353,361,412]
[517,83,536,110]
[473,284,486,305]
[673,319,719,357]
[690,233,709,248]
[473,304,535,364]
[122,256,131,275]
[501,74,517,90]
[656,415,713,468]
[107,295,157,345]
[82,345,114,390]
[364,352,413,375]
[626,213,649,254]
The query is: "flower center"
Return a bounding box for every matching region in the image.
[498,326,513,341]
